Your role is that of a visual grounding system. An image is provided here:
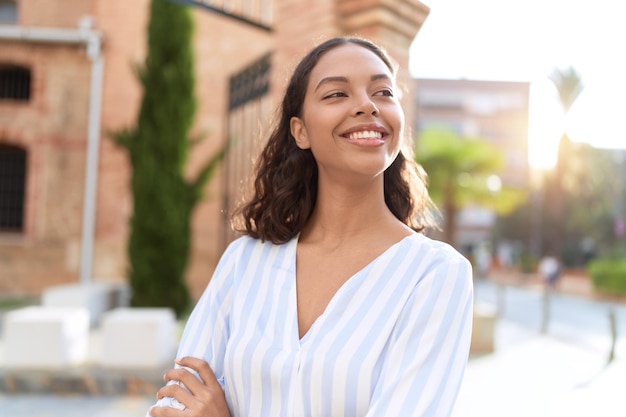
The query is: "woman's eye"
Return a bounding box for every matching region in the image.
[323,91,347,99]
[374,89,394,97]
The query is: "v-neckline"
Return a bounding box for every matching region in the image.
[289,234,415,344]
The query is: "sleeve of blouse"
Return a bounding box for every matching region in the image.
[173,238,241,373]
[366,254,474,417]
[146,238,241,416]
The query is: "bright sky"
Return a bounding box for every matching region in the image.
[409,0,626,168]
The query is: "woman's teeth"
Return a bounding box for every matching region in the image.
[347,131,383,140]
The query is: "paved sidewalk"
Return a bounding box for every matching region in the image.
[0,394,155,417]
[454,320,626,417]
[1,272,623,417]
[2,318,623,417]
[453,273,626,417]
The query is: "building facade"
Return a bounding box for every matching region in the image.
[414,78,530,251]
[0,0,429,298]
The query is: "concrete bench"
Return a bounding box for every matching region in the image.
[42,281,130,327]
[470,303,498,354]
[3,306,90,369]
[99,307,176,369]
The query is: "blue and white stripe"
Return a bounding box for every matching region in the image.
[151,233,473,417]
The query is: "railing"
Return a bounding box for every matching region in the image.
[168,0,272,31]
[222,53,273,245]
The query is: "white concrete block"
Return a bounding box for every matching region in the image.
[42,281,129,327]
[3,306,90,369]
[100,307,176,368]
[471,303,499,354]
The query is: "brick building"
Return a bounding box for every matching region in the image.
[414,78,530,253]
[0,0,429,298]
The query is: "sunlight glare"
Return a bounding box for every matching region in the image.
[528,80,565,169]
[565,83,626,150]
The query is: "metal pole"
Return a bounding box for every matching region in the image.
[79,34,104,285]
[608,306,617,363]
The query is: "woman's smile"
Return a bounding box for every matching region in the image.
[340,123,389,146]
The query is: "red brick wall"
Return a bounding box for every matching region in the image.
[0,0,428,299]
[0,40,92,291]
[19,0,96,28]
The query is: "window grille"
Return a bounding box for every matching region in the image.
[169,0,272,31]
[0,144,27,232]
[228,53,270,110]
[0,65,31,101]
[222,53,273,246]
[0,0,17,24]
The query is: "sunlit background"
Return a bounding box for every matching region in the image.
[1,0,625,416]
[409,2,626,416]
[410,0,626,168]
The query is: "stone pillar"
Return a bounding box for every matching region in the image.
[272,0,430,133]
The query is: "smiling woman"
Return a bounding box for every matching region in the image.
[147,36,474,417]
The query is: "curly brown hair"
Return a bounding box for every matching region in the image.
[234,36,437,244]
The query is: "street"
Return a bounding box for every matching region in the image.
[454,279,626,417]
[475,279,626,357]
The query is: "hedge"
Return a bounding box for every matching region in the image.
[587,258,626,296]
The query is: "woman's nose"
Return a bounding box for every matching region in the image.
[353,96,379,116]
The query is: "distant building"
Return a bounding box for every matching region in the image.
[0,0,430,297]
[414,78,530,251]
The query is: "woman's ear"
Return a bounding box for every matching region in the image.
[290,116,310,149]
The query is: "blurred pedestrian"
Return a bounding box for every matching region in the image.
[473,242,492,279]
[538,250,561,333]
[538,253,561,288]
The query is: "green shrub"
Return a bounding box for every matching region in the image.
[587,258,626,295]
[112,0,224,317]
[518,250,538,274]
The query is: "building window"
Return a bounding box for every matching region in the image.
[0,65,31,101]
[0,0,17,24]
[223,53,272,246]
[0,144,27,232]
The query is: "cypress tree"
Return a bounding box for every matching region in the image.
[113,0,223,316]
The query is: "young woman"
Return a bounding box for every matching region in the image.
[148,36,473,417]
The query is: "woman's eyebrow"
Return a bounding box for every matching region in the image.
[315,76,348,91]
[314,74,391,92]
[371,74,391,82]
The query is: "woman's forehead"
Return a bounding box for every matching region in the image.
[308,43,393,86]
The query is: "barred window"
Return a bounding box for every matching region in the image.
[0,65,31,101]
[0,144,27,232]
[0,0,17,24]
[223,53,272,245]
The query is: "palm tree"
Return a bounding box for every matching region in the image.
[415,128,526,246]
[549,67,584,113]
[544,66,584,261]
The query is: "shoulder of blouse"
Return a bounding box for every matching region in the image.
[407,233,471,265]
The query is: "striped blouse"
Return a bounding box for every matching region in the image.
[152,233,473,417]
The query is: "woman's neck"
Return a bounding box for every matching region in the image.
[299,181,410,245]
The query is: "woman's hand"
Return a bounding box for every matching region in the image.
[150,357,231,417]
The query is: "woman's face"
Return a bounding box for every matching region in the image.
[290,43,404,183]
